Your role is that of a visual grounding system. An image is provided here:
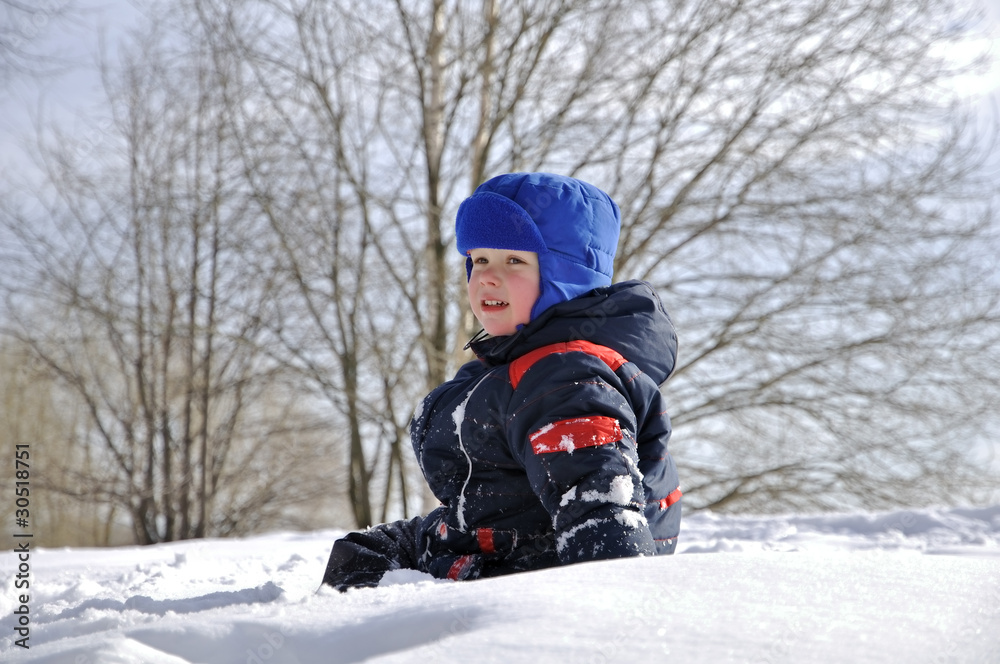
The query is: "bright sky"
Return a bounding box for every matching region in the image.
[0,1,141,175]
[1,0,998,178]
[951,1,1000,103]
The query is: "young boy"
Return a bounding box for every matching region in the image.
[322,172,681,590]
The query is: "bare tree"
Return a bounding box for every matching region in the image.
[0,19,340,543]
[588,1,1000,511]
[185,0,465,525]
[6,0,995,540]
[0,0,74,80]
[186,0,998,520]
[0,336,131,547]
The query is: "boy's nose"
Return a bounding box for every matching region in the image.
[478,267,501,285]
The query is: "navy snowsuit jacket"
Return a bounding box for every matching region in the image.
[323,280,682,590]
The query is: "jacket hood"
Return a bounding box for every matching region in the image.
[471,280,678,386]
[456,172,621,321]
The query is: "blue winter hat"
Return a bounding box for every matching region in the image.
[456,172,621,321]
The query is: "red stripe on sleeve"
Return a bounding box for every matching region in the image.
[529,416,623,455]
[477,528,496,554]
[659,487,682,510]
[447,555,474,581]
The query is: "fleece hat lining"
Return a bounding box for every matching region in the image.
[455,191,548,257]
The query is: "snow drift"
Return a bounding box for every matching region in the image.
[3,505,999,663]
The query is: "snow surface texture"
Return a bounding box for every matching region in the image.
[3,506,999,663]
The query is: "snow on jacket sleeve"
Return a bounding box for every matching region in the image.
[506,349,657,564]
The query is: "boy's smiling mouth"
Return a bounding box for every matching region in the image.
[482,299,508,309]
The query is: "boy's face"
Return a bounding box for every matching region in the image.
[467,247,541,336]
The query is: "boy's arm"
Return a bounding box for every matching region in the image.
[508,352,657,564]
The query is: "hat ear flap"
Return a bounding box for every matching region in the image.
[465,256,473,281]
[528,282,546,321]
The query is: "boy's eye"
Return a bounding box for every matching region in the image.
[469,253,530,265]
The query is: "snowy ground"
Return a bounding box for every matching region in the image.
[2,506,999,663]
